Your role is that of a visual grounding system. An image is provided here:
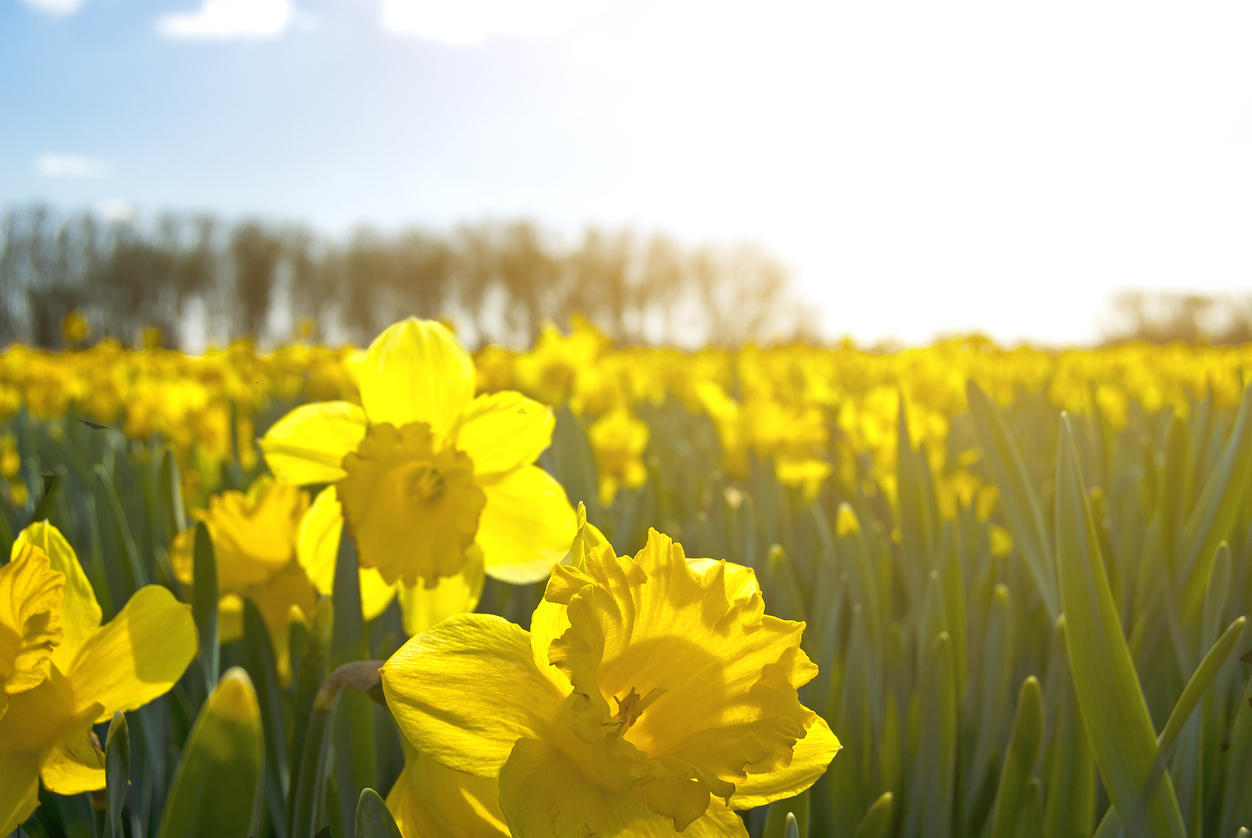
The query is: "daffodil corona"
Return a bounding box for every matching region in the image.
[260,318,576,589]
[382,526,839,838]
[0,523,197,833]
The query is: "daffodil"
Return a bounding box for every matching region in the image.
[171,477,316,683]
[587,409,649,506]
[0,522,197,833]
[381,526,840,838]
[259,318,576,589]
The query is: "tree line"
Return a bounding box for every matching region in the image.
[0,203,817,351]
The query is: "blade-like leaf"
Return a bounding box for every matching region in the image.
[967,380,1059,621]
[1054,415,1185,838]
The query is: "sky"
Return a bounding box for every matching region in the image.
[3,0,1252,346]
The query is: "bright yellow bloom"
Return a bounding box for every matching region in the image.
[587,409,649,505]
[171,478,316,683]
[260,318,576,588]
[382,526,839,838]
[0,523,197,833]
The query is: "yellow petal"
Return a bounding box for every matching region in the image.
[358,319,475,441]
[498,738,750,838]
[397,547,485,637]
[193,482,309,590]
[387,748,509,838]
[0,543,64,700]
[259,401,368,485]
[68,585,198,722]
[219,594,245,643]
[477,466,575,585]
[498,737,606,838]
[727,715,841,809]
[297,488,396,620]
[0,750,40,836]
[381,613,564,778]
[13,522,101,669]
[454,392,554,476]
[40,708,107,795]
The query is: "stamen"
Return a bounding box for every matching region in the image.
[612,686,665,729]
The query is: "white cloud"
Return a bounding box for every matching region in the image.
[20,0,86,17]
[380,0,605,45]
[36,153,109,178]
[156,0,293,40]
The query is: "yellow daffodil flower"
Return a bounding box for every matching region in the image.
[259,318,576,588]
[587,409,649,506]
[381,527,840,838]
[171,477,316,683]
[0,522,197,833]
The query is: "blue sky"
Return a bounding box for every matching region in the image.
[5,0,1252,345]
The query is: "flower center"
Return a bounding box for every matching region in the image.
[408,464,446,504]
[338,422,486,587]
[611,686,663,730]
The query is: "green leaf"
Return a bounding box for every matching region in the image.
[105,711,130,838]
[242,597,290,838]
[852,793,894,838]
[988,676,1043,838]
[354,788,401,838]
[905,631,957,838]
[28,472,62,525]
[1043,619,1096,838]
[763,791,809,838]
[967,379,1059,621]
[329,526,375,838]
[192,521,219,691]
[1177,385,1252,623]
[157,668,265,838]
[1054,415,1185,838]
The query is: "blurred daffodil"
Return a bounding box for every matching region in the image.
[171,477,316,684]
[382,526,839,838]
[260,318,575,588]
[0,523,197,833]
[587,408,649,506]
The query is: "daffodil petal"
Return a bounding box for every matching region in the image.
[381,613,564,778]
[727,715,841,809]
[14,521,101,669]
[603,790,750,838]
[297,486,342,592]
[68,585,198,722]
[297,488,396,619]
[219,594,245,643]
[477,466,575,584]
[397,548,485,636]
[357,319,474,440]
[455,392,554,476]
[387,749,510,838]
[498,737,607,838]
[40,712,107,795]
[0,750,40,835]
[498,738,750,838]
[259,401,367,484]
